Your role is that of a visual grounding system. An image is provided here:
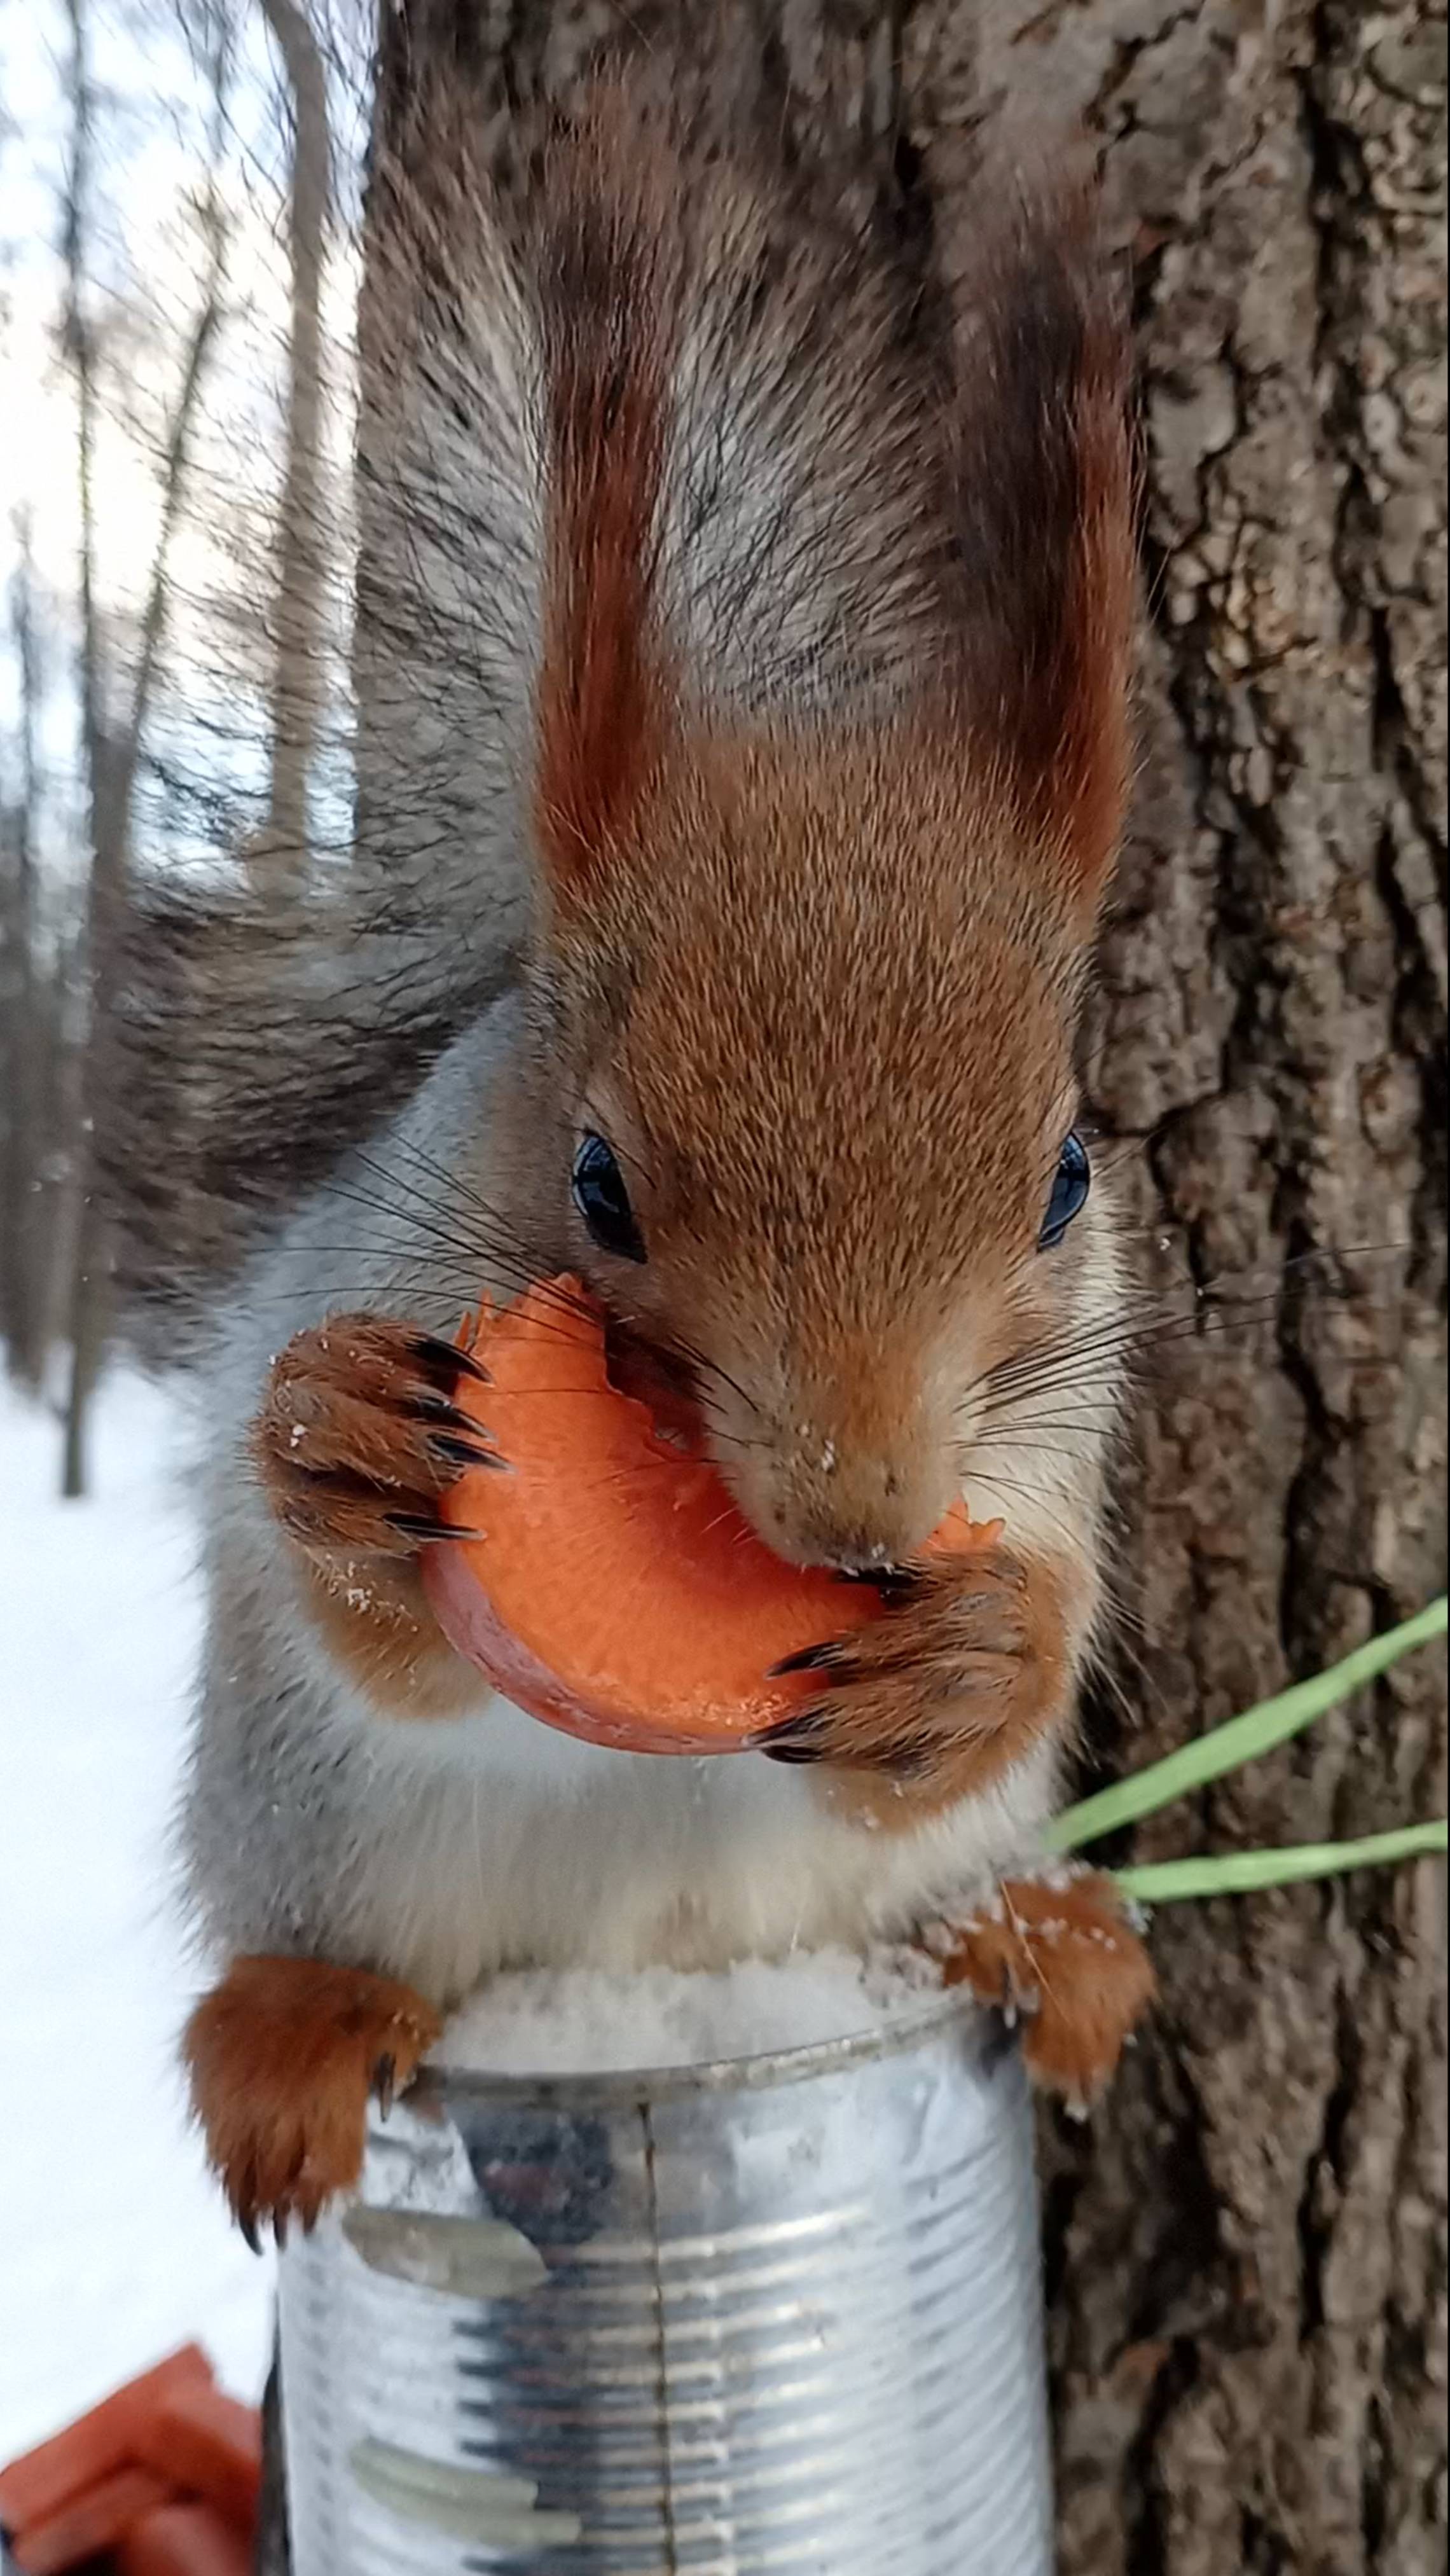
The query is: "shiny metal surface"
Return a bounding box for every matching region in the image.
[279,1997,1052,2573]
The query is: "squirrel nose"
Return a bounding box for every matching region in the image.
[765,1445,941,1574]
[817,1531,902,1576]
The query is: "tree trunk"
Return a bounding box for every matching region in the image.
[256,2,1446,2564]
[1,515,48,1389]
[59,0,228,1486]
[972,11,1449,2570]
[256,0,332,882]
[59,0,110,1500]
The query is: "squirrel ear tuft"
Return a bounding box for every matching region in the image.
[948,169,1138,920]
[532,127,674,910]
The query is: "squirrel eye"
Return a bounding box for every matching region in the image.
[1039,1131,1091,1251]
[572,1132,647,1263]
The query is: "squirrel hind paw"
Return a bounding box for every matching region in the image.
[930,1870,1156,2105]
[183,1954,443,2241]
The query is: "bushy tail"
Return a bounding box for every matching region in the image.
[104,112,545,1315]
[102,877,525,1320]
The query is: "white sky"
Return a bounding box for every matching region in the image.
[0,0,366,869]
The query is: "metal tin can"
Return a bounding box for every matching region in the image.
[278,1995,1053,2573]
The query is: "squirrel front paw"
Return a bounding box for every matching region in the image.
[254,1313,498,1562]
[759,1546,1071,1817]
[183,1956,443,2245]
[929,1870,1156,2110]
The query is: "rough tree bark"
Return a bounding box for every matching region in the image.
[259,2,1446,2565]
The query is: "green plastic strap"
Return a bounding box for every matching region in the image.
[1115,1818,1448,1906]
[1047,1596,1447,1856]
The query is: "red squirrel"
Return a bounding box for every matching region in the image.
[177,85,1154,2243]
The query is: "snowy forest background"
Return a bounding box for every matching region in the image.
[1,0,368,1493]
[0,0,370,2451]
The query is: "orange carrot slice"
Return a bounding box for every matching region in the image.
[11,2466,173,2574]
[0,2348,212,2538]
[424,1276,998,1754]
[132,2387,261,2535]
[117,2503,253,2576]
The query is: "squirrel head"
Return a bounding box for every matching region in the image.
[501,140,1135,1573]
[518,728,1120,1572]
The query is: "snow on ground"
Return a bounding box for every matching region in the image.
[0,1369,273,2463]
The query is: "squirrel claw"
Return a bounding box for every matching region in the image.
[411,1333,490,1387]
[385,1510,490,1543]
[758,1718,827,1762]
[767,1643,839,1680]
[427,1430,506,1472]
[375,2053,397,2121]
[757,1705,934,1782]
[749,1547,1063,1803]
[413,1392,481,1432]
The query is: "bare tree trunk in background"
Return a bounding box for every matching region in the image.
[57,10,227,1492]
[258,1,1446,2561]
[59,0,111,1501]
[1,513,48,1388]
[256,0,332,882]
[109,294,227,838]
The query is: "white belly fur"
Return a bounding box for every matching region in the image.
[336,1680,1057,2004]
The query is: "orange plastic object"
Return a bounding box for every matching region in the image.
[117,2502,253,2576]
[0,2348,211,2537]
[10,2467,172,2575]
[424,1275,998,1755]
[0,2346,263,2576]
[132,2385,261,2535]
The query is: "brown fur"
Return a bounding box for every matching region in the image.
[252,1313,490,1713]
[936,1872,1156,2103]
[183,1957,441,2242]
[773,1542,1082,1830]
[948,177,1138,912]
[533,121,675,890]
[254,1315,480,1548]
[508,727,1093,1580]
[298,1556,481,1719]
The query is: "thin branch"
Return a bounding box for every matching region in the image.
[112,212,230,830]
[1,512,47,1385]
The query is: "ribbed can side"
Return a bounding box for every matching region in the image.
[280,2012,1053,2574]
